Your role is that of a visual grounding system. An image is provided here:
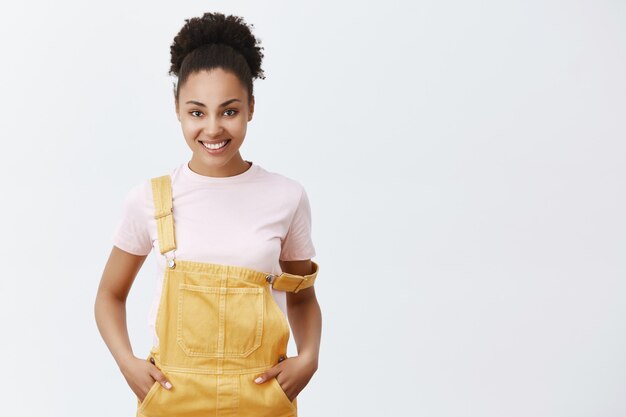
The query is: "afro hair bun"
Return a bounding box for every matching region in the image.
[169,12,265,80]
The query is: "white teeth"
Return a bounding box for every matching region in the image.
[202,140,229,149]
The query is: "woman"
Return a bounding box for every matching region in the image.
[94,12,322,417]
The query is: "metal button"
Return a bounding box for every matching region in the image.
[149,357,155,365]
[167,259,176,269]
[265,274,273,283]
[278,354,286,362]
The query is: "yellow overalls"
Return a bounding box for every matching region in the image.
[136,174,319,417]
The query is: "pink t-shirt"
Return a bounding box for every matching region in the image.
[111,160,316,347]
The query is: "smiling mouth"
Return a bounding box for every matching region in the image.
[200,139,231,150]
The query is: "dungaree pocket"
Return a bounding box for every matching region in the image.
[137,353,164,415]
[137,380,160,413]
[177,283,264,357]
[270,376,297,412]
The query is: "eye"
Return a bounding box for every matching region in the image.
[190,110,203,117]
[224,109,238,117]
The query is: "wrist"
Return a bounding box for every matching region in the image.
[298,351,319,370]
[117,352,137,372]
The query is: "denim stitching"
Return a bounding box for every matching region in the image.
[177,284,264,358]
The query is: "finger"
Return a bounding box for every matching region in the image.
[254,366,280,384]
[150,368,173,390]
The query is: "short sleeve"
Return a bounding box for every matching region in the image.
[111,182,153,256]
[280,186,316,261]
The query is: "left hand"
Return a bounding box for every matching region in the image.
[254,353,318,401]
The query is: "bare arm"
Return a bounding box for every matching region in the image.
[94,246,173,400]
[281,259,322,368]
[94,245,147,370]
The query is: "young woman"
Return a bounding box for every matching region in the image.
[94,12,322,417]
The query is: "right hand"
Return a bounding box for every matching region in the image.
[120,355,173,402]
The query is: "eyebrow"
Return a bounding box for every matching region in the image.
[185,99,241,108]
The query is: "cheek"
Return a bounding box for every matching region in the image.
[228,120,247,138]
[181,121,202,138]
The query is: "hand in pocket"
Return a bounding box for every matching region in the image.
[120,355,173,401]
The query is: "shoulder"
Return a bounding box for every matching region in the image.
[130,178,153,202]
[119,177,156,217]
[255,165,307,199]
[143,164,182,199]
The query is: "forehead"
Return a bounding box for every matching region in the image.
[179,68,246,104]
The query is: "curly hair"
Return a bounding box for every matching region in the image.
[169,12,266,103]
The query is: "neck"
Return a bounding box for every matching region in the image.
[188,154,251,178]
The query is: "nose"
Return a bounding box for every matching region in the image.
[202,115,224,137]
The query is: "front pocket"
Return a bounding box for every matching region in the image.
[270,377,297,412]
[137,379,160,413]
[177,283,264,357]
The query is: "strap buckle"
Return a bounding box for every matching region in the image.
[154,207,173,219]
[165,249,176,269]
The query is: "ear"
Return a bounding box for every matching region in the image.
[175,99,180,122]
[248,95,255,122]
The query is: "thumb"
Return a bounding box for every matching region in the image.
[254,366,279,384]
[151,367,173,390]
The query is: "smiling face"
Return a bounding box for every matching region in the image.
[175,68,255,177]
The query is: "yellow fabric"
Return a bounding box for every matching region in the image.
[271,261,319,293]
[151,175,177,254]
[136,174,319,416]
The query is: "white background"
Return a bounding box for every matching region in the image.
[0,1,624,416]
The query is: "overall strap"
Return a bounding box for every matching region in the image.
[151,175,177,254]
[271,261,319,293]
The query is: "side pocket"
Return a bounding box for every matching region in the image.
[137,352,162,414]
[270,377,297,412]
[137,379,160,413]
